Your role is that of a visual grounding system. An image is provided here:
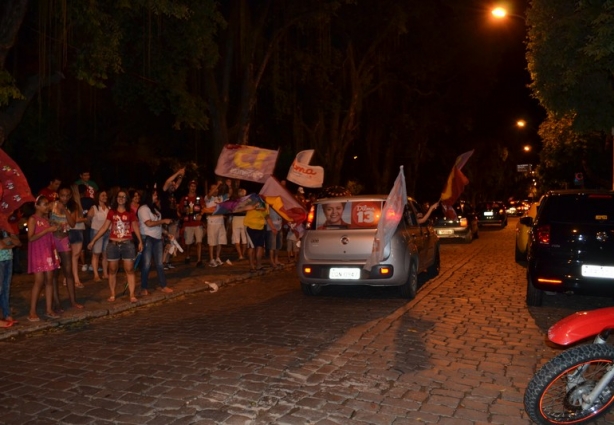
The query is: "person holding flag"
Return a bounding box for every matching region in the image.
[244,196,276,273]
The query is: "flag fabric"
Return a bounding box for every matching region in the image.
[440,150,473,211]
[211,193,264,215]
[214,144,279,183]
[0,149,35,231]
[259,176,308,237]
[287,149,324,188]
[364,166,407,271]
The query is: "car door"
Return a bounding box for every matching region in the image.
[405,200,430,268]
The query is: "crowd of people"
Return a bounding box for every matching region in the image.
[0,169,308,326]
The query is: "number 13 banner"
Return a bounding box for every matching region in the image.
[364,166,407,271]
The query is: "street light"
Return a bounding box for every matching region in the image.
[491,6,525,21]
[492,7,507,18]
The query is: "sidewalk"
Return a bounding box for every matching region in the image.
[0,245,293,341]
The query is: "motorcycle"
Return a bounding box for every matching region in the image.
[524,306,614,424]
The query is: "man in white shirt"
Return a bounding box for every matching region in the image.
[205,183,228,267]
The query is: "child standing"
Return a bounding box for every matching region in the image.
[28,196,61,321]
[0,223,21,327]
[286,226,298,262]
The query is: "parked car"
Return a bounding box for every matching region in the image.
[297,195,440,299]
[525,189,614,306]
[514,198,540,262]
[476,201,507,227]
[431,201,478,243]
[506,200,530,216]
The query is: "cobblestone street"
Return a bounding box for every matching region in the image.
[1,220,614,424]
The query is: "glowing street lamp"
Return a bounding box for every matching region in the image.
[516,120,526,128]
[491,7,507,18]
[491,6,525,21]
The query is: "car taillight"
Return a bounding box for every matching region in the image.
[306,206,315,229]
[536,224,550,245]
[459,217,467,227]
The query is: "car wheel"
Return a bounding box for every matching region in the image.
[525,275,543,306]
[514,243,525,262]
[301,282,322,296]
[427,246,440,277]
[400,263,418,299]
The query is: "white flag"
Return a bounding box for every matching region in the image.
[364,166,407,271]
[287,149,324,188]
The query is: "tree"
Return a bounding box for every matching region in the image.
[0,1,223,148]
[526,0,614,133]
[537,112,610,189]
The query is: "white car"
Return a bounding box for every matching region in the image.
[296,195,440,299]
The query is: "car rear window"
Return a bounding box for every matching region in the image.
[314,200,383,229]
[540,194,614,223]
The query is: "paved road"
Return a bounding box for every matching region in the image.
[1,218,614,424]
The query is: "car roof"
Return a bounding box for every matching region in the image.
[545,189,614,196]
[315,195,420,204]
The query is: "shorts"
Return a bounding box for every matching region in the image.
[90,228,110,254]
[231,217,247,244]
[68,229,84,244]
[106,240,136,261]
[183,225,204,245]
[267,230,283,250]
[53,235,71,253]
[207,222,227,246]
[246,227,266,248]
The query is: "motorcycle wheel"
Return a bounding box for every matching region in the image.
[524,344,614,425]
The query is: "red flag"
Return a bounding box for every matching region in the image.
[0,149,35,231]
[441,150,473,210]
[259,176,307,225]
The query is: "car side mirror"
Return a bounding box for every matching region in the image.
[519,216,533,226]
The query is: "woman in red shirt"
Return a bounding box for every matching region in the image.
[88,189,143,303]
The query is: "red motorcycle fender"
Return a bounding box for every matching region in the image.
[548,306,614,346]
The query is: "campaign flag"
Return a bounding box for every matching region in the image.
[0,149,35,231]
[212,193,264,215]
[440,150,473,213]
[259,176,308,236]
[287,149,324,188]
[364,166,407,271]
[214,144,279,183]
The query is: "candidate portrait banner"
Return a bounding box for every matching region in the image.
[214,144,279,183]
[287,149,324,188]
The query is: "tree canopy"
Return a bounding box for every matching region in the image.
[527,0,614,133]
[1,0,529,197]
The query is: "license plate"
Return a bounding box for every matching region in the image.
[483,211,493,217]
[582,265,614,279]
[437,229,454,235]
[329,268,360,280]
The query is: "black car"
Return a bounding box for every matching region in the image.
[431,201,478,243]
[524,190,614,306]
[476,201,508,227]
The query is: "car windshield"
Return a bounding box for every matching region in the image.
[314,200,383,229]
[540,194,614,223]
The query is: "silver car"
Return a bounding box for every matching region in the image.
[296,195,440,299]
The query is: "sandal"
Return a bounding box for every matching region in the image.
[130,297,138,303]
[107,296,116,302]
[75,283,84,289]
[46,312,60,319]
[160,287,173,293]
[27,316,40,322]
